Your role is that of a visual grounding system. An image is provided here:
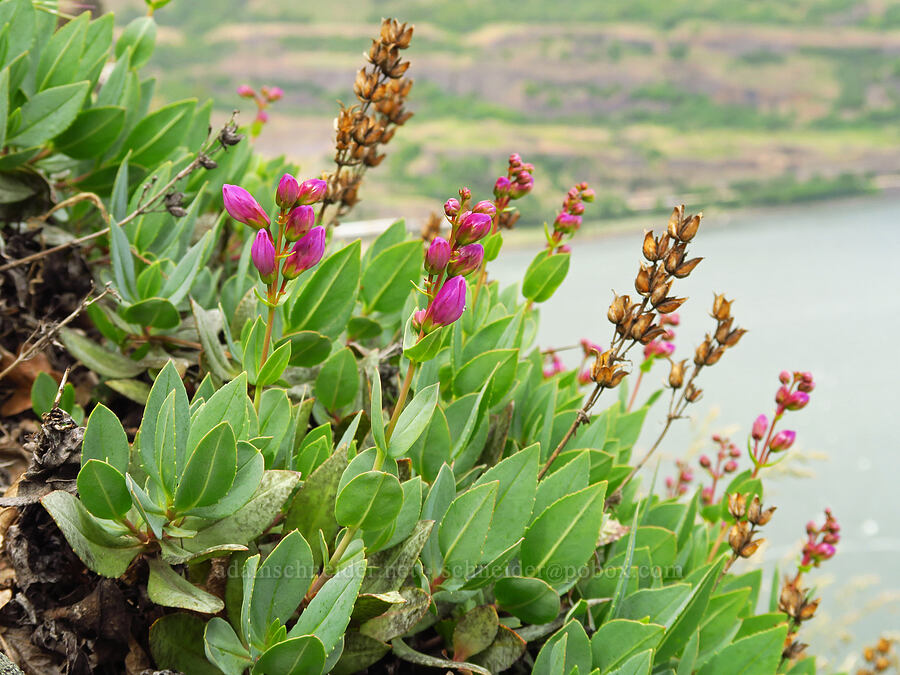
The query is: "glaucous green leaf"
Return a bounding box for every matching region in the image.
[252,635,326,675]
[289,559,366,654]
[289,240,360,338]
[439,481,497,579]
[147,558,224,613]
[522,251,570,303]
[335,470,403,530]
[82,403,129,472]
[494,576,561,625]
[203,617,252,675]
[174,421,237,511]
[361,240,422,314]
[315,347,359,412]
[77,459,132,520]
[250,531,314,642]
[387,382,438,458]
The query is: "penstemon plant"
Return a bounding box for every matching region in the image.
[1,8,870,675]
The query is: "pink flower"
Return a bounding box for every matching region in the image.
[472,200,497,216]
[493,176,512,199]
[223,184,270,229]
[237,84,255,98]
[455,211,492,245]
[297,179,327,205]
[282,227,326,279]
[266,86,284,101]
[423,276,466,331]
[752,414,768,441]
[284,205,315,241]
[276,173,300,208]
[425,237,451,275]
[251,229,276,283]
[769,430,796,452]
[446,243,484,277]
[444,198,460,218]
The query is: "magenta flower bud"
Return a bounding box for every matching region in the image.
[724,460,738,473]
[458,187,472,201]
[446,243,484,277]
[423,276,466,331]
[779,370,791,384]
[775,386,790,406]
[411,309,427,332]
[786,391,810,411]
[266,86,283,101]
[798,372,815,392]
[509,152,522,166]
[494,176,512,198]
[276,173,300,208]
[570,202,585,216]
[456,211,492,244]
[699,455,711,468]
[255,109,269,124]
[472,200,497,216]
[284,204,315,241]
[769,429,796,452]
[665,477,674,489]
[251,229,276,283]
[510,171,534,199]
[223,184,270,229]
[752,414,768,441]
[555,212,582,234]
[557,244,572,254]
[444,198,460,218]
[282,226,326,279]
[425,237,451,275]
[297,178,327,205]
[237,84,255,98]
[581,187,595,202]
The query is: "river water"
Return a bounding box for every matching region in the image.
[491,195,900,666]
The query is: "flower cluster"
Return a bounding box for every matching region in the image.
[749,370,814,476]
[664,460,693,497]
[492,153,536,230]
[322,19,414,225]
[237,84,283,136]
[223,175,327,300]
[412,187,495,334]
[699,434,741,505]
[546,182,594,254]
[801,508,840,571]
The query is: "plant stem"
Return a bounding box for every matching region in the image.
[253,304,277,410]
[538,383,602,479]
[627,370,644,412]
[386,362,417,441]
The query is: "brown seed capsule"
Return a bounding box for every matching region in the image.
[712,294,732,321]
[678,214,701,242]
[694,338,711,366]
[642,231,657,261]
[630,313,655,340]
[876,638,891,654]
[655,297,687,314]
[608,294,627,324]
[685,384,703,402]
[723,328,747,347]
[650,283,669,307]
[673,257,702,278]
[635,265,652,295]
[656,233,671,259]
[668,359,687,389]
[667,205,684,238]
[729,521,751,552]
[756,506,776,526]
[740,538,764,558]
[705,347,725,366]
[639,327,667,345]
[783,639,808,661]
[715,318,734,344]
[798,598,819,621]
[665,248,684,275]
[728,492,746,519]
[779,582,804,617]
[875,656,890,670]
[746,495,761,523]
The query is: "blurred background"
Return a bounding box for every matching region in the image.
[99,0,900,668]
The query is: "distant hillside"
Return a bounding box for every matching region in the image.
[102,0,900,223]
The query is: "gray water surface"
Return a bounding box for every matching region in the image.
[491,195,900,666]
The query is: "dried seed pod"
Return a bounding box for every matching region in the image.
[673,257,702,278]
[607,294,628,324]
[642,231,657,261]
[694,337,711,366]
[668,359,687,389]
[779,583,804,617]
[655,296,686,314]
[798,598,819,621]
[635,264,652,295]
[685,384,703,402]
[728,492,747,519]
[630,313,655,340]
[650,280,671,306]
[740,538,764,558]
[729,521,751,553]
[746,495,761,523]
[678,213,701,242]
[704,346,725,366]
[667,205,684,238]
[712,293,732,320]
[723,328,747,347]
[756,506,776,526]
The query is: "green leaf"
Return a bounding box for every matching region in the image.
[80,404,129,468]
[283,330,331,367]
[174,422,237,511]
[250,530,314,642]
[110,151,130,221]
[590,619,665,673]
[520,482,607,590]
[188,470,299,553]
[608,649,652,675]
[284,443,349,564]
[453,605,498,661]
[470,624,526,674]
[81,13,114,84]
[139,360,190,486]
[332,632,390,675]
[655,558,725,662]
[77,459,132,520]
[36,12,88,91]
[29,371,57,417]
[494,576,561,625]
[370,370,387,456]
[472,443,539,560]
[335,470,403,530]
[359,585,430,643]
[453,349,518,405]
[533,620,591,675]
[289,559,366,654]
[147,558,224,613]
[40,491,142,577]
[120,297,180,329]
[257,341,291,387]
[204,617,252,675]
[522,251,570,303]
[362,520,434,595]
[361,240,422,314]
[253,636,326,675]
[421,463,455,578]
[618,583,692,629]
[392,638,491,675]
[115,17,157,70]
[533,450,588,517]
[8,81,89,147]
[0,67,9,150]
[187,372,249,452]
[160,229,213,305]
[402,320,444,363]
[105,378,151,405]
[315,347,359,412]
[150,614,221,675]
[387,382,438,458]
[439,481,497,579]
[109,216,137,302]
[289,240,360,338]
[54,106,125,159]
[122,99,195,167]
[191,300,239,381]
[696,625,788,675]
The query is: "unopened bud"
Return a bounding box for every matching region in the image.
[785,391,810,411]
[752,414,768,441]
[276,173,300,208]
[444,198,461,218]
[699,455,712,469]
[769,430,796,452]
[281,227,326,279]
[425,236,451,275]
[251,229,276,283]
[446,243,484,277]
[297,178,327,205]
[223,184,270,229]
[493,176,511,199]
[472,200,497,216]
[284,204,315,241]
[456,211,492,244]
